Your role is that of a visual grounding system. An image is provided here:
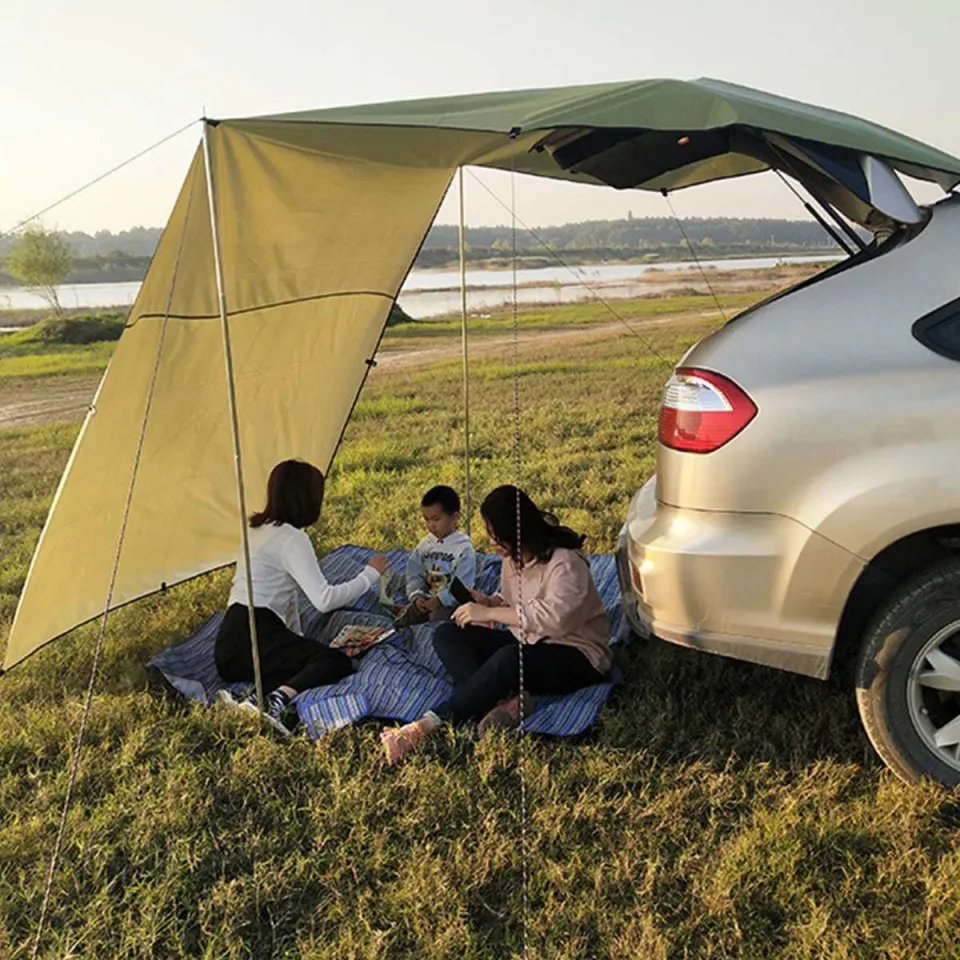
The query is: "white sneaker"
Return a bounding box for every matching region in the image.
[258,710,293,737]
[238,690,293,737]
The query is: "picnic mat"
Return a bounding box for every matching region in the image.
[148,544,626,738]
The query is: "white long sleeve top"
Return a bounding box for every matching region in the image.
[227,523,380,636]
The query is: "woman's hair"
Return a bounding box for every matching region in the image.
[480,485,585,564]
[250,460,325,529]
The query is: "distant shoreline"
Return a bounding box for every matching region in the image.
[0,256,835,328]
[418,247,837,272]
[0,245,839,289]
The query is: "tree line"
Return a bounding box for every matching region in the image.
[1,216,840,303]
[422,216,835,251]
[0,216,836,261]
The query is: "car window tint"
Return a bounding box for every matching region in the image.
[913,299,960,361]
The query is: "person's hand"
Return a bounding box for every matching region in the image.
[453,602,491,627]
[368,553,390,574]
[470,590,504,608]
[413,595,432,613]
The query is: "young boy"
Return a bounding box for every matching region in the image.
[400,485,477,625]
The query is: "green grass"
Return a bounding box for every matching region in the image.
[1,299,959,958]
[383,290,759,340]
[0,318,121,380]
[0,292,733,382]
[0,344,116,380]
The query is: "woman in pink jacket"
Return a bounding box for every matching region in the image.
[382,485,612,763]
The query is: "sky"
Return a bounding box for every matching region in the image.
[2,0,958,235]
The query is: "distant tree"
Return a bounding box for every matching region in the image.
[5,226,72,318]
[387,302,415,326]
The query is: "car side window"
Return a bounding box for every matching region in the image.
[913,297,960,361]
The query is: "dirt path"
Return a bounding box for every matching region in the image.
[376,311,711,368]
[376,321,627,368]
[0,376,100,428]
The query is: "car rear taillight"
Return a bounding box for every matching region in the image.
[658,367,757,454]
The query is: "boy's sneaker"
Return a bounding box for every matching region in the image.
[239,689,294,737]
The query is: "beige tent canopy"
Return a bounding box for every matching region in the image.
[7,78,960,669]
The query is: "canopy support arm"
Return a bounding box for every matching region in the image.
[801,199,856,255]
[766,139,867,251]
[201,120,265,714]
[815,193,868,251]
[773,170,855,256]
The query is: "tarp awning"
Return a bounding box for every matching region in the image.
[251,77,960,195]
[6,78,960,668]
[4,125,454,668]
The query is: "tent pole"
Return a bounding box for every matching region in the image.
[458,167,472,535]
[201,121,265,715]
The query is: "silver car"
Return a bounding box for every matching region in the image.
[619,192,960,786]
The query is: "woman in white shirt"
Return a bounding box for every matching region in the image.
[215,460,388,734]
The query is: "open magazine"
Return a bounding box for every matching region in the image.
[329,624,397,658]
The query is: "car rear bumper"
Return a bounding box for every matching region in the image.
[617,477,863,679]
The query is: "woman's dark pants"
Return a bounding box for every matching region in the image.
[431,621,605,724]
[215,604,352,694]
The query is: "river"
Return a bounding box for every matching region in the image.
[0,253,837,323]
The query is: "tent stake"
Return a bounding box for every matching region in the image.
[201,120,265,716]
[458,167,472,535]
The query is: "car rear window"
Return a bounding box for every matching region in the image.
[913,298,960,361]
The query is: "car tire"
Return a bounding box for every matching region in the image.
[856,557,960,787]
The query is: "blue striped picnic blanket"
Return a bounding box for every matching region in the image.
[148,544,626,738]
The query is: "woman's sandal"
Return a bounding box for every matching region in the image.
[477,691,535,738]
[381,720,431,765]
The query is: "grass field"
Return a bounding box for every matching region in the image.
[1,291,959,959]
[0,316,122,380]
